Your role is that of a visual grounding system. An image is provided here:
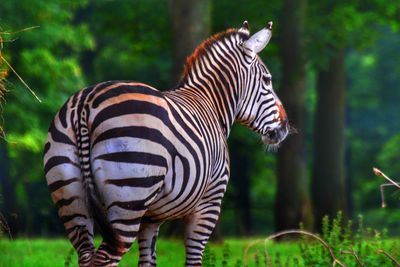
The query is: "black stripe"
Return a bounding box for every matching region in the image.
[105,175,164,188]
[92,126,171,148]
[91,99,169,133]
[48,121,74,146]
[43,142,50,155]
[108,189,159,210]
[71,91,80,107]
[48,177,80,193]
[44,156,77,174]
[58,100,69,128]
[55,197,78,209]
[197,223,214,231]
[186,245,203,251]
[92,85,161,109]
[60,213,87,223]
[113,229,138,238]
[109,218,141,226]
[86,81,121,103]
[95,152,167,167]
[201,217,218,224]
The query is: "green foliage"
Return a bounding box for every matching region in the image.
[306,0,400,69]
[64,247,74,267]
[378,134,400,178]
[300,212,400,266]
[0,0,94,235]
[87,1,171,87]
[347,28,400,233]
[203,243,217,267]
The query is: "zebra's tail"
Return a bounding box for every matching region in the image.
[75,105,122,250]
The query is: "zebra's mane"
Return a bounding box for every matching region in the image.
[179,28,250,86]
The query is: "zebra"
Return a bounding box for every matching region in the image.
[43,21,289,267]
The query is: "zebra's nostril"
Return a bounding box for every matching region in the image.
[267,129,277,140]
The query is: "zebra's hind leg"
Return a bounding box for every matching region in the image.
[91,208,153,266]
[69,224,95,266]
[48,174,95,266]
[137,222,162,266]
[44,133,95,266]
[91,225,138,267]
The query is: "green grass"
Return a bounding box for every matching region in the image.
[1,236,399,266]
[0,237,301,267]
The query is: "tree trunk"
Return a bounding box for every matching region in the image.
[166,0,213,238]
[275,0,313,231]
[312,48,347,231]
[74,3,96,82]
[230,138,252,236]
[168,0,211,84]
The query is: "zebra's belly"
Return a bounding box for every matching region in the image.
[143,186,205,221]
[143,157,210,221]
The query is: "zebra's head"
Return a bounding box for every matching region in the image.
[236,21,289,146]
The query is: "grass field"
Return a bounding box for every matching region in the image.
[2,237,399,266]
[0,238,302,267]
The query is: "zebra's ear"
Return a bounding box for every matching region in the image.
[243,21,273,54]
[239,20,250,35]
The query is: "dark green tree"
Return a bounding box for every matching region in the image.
[275,0,313,231]
[309,0,400,231]
[168,0,211,84]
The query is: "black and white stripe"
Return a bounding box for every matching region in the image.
[43,21,288,267]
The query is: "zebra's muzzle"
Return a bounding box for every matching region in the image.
[261,120,289,145]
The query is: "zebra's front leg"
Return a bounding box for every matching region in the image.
[137,222,162,266]
[184,202,222,266]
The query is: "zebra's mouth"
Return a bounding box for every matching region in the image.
[261,125,289,145]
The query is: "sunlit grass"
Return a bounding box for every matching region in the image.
[0,237,301,267]
[3,237,397,267]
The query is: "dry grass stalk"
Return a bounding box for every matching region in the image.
[0,26,41,103]
[245,228,400,267]
[373,167,400,208]
[0,33,6,138]
[0,25,41,137]
[376,249,400,266]
[244,229,346,267]
[341,249,364,266]
[244,240,262,267]
[0,212,12,239]
[263,230,346,267]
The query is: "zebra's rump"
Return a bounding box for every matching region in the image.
[47,81,209,220]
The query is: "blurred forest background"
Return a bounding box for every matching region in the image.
[0,0,400,239]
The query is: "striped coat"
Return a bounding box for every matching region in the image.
[44,21,288,267]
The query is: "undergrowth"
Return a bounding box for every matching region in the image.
[202,211,400,266]
[2,217,398,267]
[59,212,400,267]
[299,211,399,266]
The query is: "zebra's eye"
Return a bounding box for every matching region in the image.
[262,76,271,85]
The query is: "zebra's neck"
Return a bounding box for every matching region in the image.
[167,31,247,137]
